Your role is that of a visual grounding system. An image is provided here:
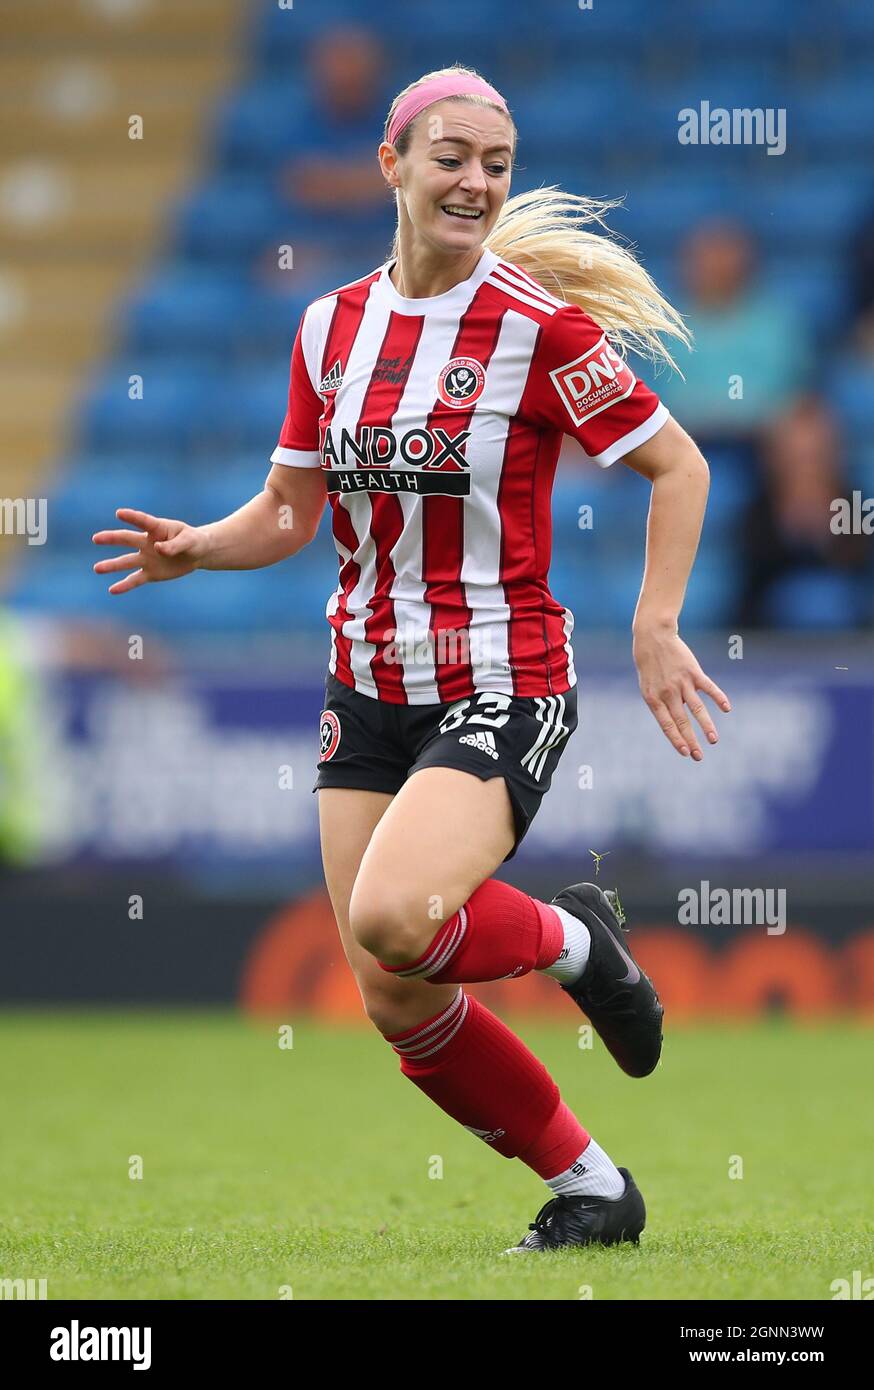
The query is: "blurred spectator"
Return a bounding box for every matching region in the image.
[255,25,393,289]
[852,306,874,360]
[659,221,813,449]
[738,397,868,628]
[277,27,391,215]
[848,200,874,320]
[827,203,874,530]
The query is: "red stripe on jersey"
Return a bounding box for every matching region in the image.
[422,295,507,702]
[357,312,425,702]
[320,278,377,685]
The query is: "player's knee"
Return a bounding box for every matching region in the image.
[360,979,456,1038]
[360,984,414,1036]
[347,890,426,964]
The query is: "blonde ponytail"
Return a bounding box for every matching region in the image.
[485,187,690,372]
[385,65,690,373]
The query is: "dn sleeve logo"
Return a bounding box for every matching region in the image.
[548,335,636,428]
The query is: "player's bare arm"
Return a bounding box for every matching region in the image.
[91,462,327,595]
[622,414,732,760]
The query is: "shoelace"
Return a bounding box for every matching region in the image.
[528,1196,559,1238]
[528,1194,597,1246]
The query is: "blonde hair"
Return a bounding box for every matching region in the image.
[385,65,690,372]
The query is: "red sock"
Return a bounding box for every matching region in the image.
[385,989,589,1177]
[378,878,564,983]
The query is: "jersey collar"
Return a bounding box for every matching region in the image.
[375,247,499,316]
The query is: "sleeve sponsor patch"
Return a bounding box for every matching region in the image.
[548,334,637,429]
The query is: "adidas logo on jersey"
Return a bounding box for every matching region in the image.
[319,360,343,394]
[458,730,499,760]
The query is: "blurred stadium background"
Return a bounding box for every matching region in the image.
[1,0,873,1024]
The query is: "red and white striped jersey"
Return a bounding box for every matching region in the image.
[271,246,669,705]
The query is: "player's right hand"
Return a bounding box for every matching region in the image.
[92,508,210,595]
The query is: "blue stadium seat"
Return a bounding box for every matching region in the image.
[216,365,297,453]
[763,255,850,338]
[250,0,369,59]
[123,562,334,636]
[678,557,741,630]
[700,448,756,536]
[47,464,183,546]
[76,362,224,455]
[179,463,272,529]
[762,569,865,629]
[121,270,313,368]
[639,79,791,156]
[211,79,311,169]
[172,180,285,262]
[511,75,636,159]
[120,272,251,360]
[7,555,109,621]
[742,174,870,251]
[664,57,787,93]
[514,0,661,47]
[618,176,744,250]
[674,0,820,47]
[827,360,874,441]
[847,443,874,497]
[547,556,614,632]
[792,80,874,154]
[833,1,874,44]
[586,558,649,629]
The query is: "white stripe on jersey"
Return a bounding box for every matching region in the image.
[589,400,669,468]
[388,315,466,699]
[271,444,321,467]
[300,295,339,395]
[561,606,576,688]
[491,258,566,310]
[486,264,564,316]
[459,309,543,695]
[326,532,352,677]
[325,279,386,688]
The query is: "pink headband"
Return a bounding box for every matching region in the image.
[387,74,509,148]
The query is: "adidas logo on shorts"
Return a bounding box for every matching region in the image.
[458,730,499,760]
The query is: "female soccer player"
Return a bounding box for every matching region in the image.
[93,66,730,1253]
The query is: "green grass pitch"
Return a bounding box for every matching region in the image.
[0,1011,871,1300]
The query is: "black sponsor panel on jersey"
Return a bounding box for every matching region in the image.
[326,469,471,496]
[323,424,470,470]
[322,423,472,496]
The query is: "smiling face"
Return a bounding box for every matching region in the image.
[380,98,515,256]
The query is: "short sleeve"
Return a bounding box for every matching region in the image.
[270,307,324,468]
[531,304,670,467]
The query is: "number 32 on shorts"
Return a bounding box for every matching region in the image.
[437,692,512,734]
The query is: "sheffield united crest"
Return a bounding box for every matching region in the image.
[436,357,486,408]
[319,710,341,761]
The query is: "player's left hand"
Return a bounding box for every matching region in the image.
[632,623,731,760]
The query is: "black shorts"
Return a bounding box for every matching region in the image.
[313,672,578,861]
